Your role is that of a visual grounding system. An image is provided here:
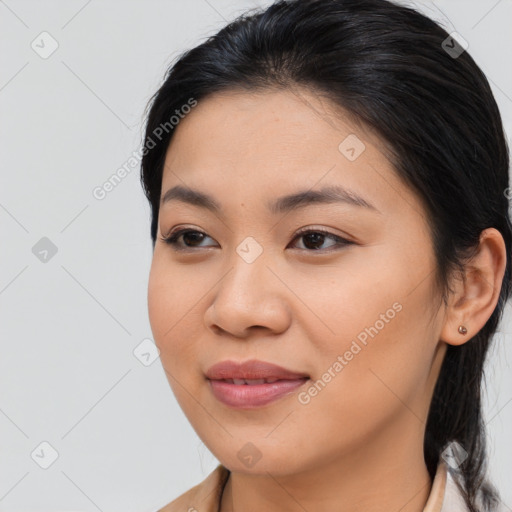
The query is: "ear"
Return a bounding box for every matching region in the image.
[440,228,507,346]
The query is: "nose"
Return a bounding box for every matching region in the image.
[204,253,292,339]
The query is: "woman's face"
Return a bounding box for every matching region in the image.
[147,88,447,475]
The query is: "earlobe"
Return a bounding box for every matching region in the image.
[439,227,507,347]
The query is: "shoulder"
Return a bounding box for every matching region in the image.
[157,464,230,512]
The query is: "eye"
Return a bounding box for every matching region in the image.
[289,227,352,251]
[159,228,216,251]
[159,227,352,252]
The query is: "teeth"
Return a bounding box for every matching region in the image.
[227,378,279,385]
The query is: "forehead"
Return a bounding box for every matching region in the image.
[160,88,424,220]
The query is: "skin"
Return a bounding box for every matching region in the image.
[148,87,507,512]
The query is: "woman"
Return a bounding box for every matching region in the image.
[140,0,511,511]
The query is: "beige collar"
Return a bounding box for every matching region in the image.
[424,460,448,512]
[158,459,467,512]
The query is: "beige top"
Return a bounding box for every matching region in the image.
[156,459,483,512]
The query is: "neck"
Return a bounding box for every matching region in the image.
[219,422,432,512]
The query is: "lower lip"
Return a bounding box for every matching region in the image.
[208,378,309,408]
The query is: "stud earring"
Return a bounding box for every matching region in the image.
[458,325,467,335]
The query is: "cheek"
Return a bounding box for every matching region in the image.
[147,262,207,419]
[315,297,433,428]
[147,261,172,346]
[147,259,200,366]
[296,253,435,411]
[292,314,433,460]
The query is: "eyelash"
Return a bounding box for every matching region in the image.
[159,227,352,253]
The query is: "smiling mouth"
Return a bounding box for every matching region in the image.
[219,378,289,384]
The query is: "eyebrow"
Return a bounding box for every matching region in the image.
[160,184,380,215]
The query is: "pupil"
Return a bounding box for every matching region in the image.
[184,232,204,246]
[304,233,324,250]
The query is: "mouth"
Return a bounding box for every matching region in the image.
[205,358,309,381]
[218,377,294,384]
[205,359,310,408]
[207,377,309,408]
[209,378,309,409]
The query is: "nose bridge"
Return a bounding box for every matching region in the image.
[235,234,266,266]
[222,234,272,307]
[205,235,290,336]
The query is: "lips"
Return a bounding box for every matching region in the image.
[205,359,310,408]
[205,359,309,381]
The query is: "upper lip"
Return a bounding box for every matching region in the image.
[205,359,309,380]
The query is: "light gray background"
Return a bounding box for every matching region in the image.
[0,1,511,511]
